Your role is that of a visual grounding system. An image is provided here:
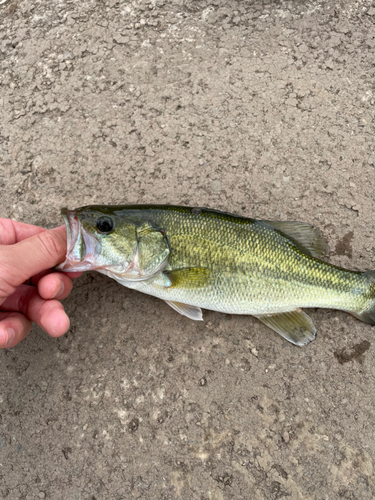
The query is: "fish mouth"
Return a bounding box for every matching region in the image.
[57,208,97,272]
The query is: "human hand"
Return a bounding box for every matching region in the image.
[0,219,82,348]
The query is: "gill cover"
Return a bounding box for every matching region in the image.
[131,222,170,279]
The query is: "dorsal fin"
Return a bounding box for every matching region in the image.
[262,220,329,259]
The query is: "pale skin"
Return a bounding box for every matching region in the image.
[0,219,82,348]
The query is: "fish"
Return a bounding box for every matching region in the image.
[57,205,375,346]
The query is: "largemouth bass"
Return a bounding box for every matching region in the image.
[57,205,375,346]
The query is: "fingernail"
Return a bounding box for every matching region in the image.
[53,282,64,298]
[0,328,15,347]
[6,328,15,346]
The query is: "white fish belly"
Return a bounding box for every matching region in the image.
[121,275,358,316]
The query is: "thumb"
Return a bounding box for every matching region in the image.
[1,226,67,289]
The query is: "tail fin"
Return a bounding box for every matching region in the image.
[351,271,375,325]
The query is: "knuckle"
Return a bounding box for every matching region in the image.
[0,277,16,302]
[0,219,15,245]
[0,251,18,300]
[36,231,62,262]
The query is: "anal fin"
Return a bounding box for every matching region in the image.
[165,300,203,321]
[255,310,316,346]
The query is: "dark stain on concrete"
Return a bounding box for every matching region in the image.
[335,231,354,258]
[334,340,371,364]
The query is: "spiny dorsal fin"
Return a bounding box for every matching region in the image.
[262,220,329,259]
[255,309,316,346]
[165,300,203,321]
[163,267,211,289]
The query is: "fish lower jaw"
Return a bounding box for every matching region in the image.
[58,260,96,272]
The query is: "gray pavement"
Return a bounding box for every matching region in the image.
[1,0,375,498]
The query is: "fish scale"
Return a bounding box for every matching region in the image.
[128,209,363,314]
[58,205,375,346]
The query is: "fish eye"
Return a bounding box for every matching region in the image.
[96,216,114,234]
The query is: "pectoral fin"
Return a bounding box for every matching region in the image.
[255,310,316,346]
[165,300,203,321]
[262,220,329,258]
[163,267,211,289]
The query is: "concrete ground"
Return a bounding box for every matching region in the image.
[1,0,375,498]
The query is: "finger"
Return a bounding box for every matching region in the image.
[0,226,68,289]
[0,218,47,245]
[30,269,83,286]
[37,301,70,338]
[30,270,50,285]
[1,285,70,338]
[63,271,83,279]
[38,273,73,300]
[0,312,32,348]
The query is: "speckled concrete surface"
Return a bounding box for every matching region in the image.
[1,0,375,498]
